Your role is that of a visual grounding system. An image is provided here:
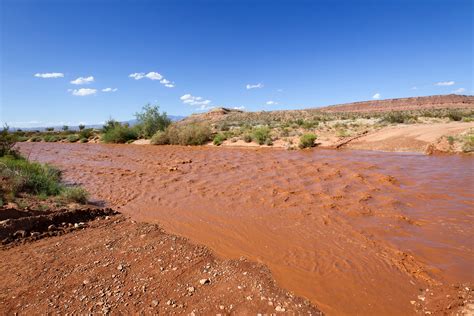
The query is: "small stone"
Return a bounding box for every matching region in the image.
[410,301,416,305]
[151,300,159,307]
[199,278,210,285]
[48,224,57,231]
[275,306,286,312]
[187,286,195,293]
[83,279,90,285]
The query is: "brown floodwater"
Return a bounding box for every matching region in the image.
[18,143,474,315]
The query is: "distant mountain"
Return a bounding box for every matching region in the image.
[10,115,186,131]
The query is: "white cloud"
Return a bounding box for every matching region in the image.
[246,83,264,90]
[372,93,381,99]
[145,72,163,80]
[129,71,174,87]
[70,88,97,96]
[435,81,455,86]
[129,73,145,80]
[452,88,466,94]
[34,72,64,78]
[233,106,245,110]
[411,86,418,90]
[102,87,118,92]
[266,100,277,105]
[70,76,94,85]
[180,94,213,109]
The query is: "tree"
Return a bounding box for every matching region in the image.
[62,125,69,131]
[135,104,171,138]
[0,125,18,157]
[78,124,86,131]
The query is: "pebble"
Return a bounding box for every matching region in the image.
[151,300,159,307]
[117,264,124,271]
[187,286,195,293]
[199,278,210,285]
[275,306,286,312]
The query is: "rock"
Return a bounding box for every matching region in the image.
[275,306,286,312]
[117,264,124,271]
[151,300,159,307]
[83,279,90,285]
[199,278,210,285]
[13,230,27,238]
[48,224,57,231]
[187,286,195,293]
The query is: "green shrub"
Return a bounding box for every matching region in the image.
[30,136,42,142]
[67,134,80,142]
[79,128,93,139]
[135,104,171,138]
[43,135,61,142]
[299,133,317,149]
[264,138,273,146]
[252,127,271,145]
[150,130,169,145]
[80,138,88,143]
[0,156,62,196]
[448,110,463,121]
[0,125,18,156]
[78,124,86,130]
[382,112,406,124]
[213,133,227,146]
[168,123,211,145]
[243,134,252,143]
[102,124,138,143]
[447,136,455,145]
[61,187,89,204]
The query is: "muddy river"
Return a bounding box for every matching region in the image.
[19,143,473,315]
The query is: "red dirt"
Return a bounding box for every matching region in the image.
[13,142,473,315]
[0,215,320,314]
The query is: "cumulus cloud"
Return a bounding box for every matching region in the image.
[452,88,466,94]
[435,81,455,86]
[34,72,64,78]
[129,71,174,87]
[246,83,264,90]
[70,76,94,85]
[180,94,214,110]
[233,106,245,110]
[372,93,381,99]
[102,87,118,92]
[70,88,97,96]
[266,100,277,105]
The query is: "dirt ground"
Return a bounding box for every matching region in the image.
[346,122,474,152]
[0,213,321,315]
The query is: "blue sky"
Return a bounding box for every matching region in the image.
[1,0,472,127]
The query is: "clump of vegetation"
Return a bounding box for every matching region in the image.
[67,134,80,142]
[0,125,18,157]
[61,186,89,204]
[79,128,93,139]
[135,104,171,138]
[151,123,211,146]
[213,133,227,146]
[448,110,463,121]
[252,126,271,145]
[101,119,138,144]
[299,133,317,149]
[0,155,63,197]
[243,134,252,143]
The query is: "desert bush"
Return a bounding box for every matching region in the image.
[45,127,54,132]
[252,126,271,145]
[150,130,169,145]
[151,123,211,146]
[61,186,89,204]
[43,135,61,142]
[0,125,18,157]
[243,134,252,143]
[264,138,273,146]
[382,112,406,124]
[299,133,317,149]
[447,110,463,121]
[67,135,80,143]
[447,136,455,145]
[30,136,42,142]
[102,124,138,143]
[80,138,88,143]
[79,128,93,139]
[78,124,86,131]
[213,133,227,146]
[0,156,62,196]
[135,104,171,138]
